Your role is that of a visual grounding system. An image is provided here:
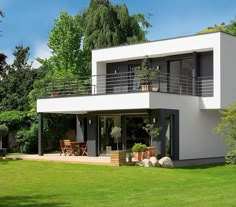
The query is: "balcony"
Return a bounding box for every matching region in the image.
[43,71,213,98]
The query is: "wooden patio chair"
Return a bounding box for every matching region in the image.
[81,143,88,156]
[64,140,74,156]
[59,139,67,156]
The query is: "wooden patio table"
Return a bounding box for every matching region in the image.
[70,142,86,155]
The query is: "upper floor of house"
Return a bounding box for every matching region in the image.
[40,32,236,112]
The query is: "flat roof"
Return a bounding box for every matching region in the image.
[92,31,236,51]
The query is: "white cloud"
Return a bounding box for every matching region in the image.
[32,41,52,68]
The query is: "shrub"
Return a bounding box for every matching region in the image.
[0,110,28,130]
[132,143,147,152]
[0,124,9,138]
[16,123,38,153]
[213,102,236,164]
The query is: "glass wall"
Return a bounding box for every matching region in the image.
[125,116,149,150]
[168,58,193,95]
[98,116,121,155]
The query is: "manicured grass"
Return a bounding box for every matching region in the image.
[0,160,235,207]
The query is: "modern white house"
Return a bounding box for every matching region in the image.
[37,32,236,164]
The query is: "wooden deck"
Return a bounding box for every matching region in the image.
[3,153,114,166]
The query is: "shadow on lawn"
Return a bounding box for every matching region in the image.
[178,163,225,170]
[0,195,69,207]
[0,157,22,165]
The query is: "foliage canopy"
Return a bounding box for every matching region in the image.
[0,45,41,111]
[213,102,236,164]
[0,124,9,138]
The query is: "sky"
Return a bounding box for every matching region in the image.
[1,0,236,67]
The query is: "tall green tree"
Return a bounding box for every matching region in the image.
[0,11,6,73]
[82,0,151,50]
[39,0,151,79]
[0,45,40,111]
[0,53,7,74]
[37,12,85,78]
[213,103,236,164]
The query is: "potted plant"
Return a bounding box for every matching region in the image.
[126,149,133,162]
[110,126,121,150]
[136,56,160,91]
[143,123,160,158]
[0,124,9,157]
[132,143,148,161]
[110,126,126,166]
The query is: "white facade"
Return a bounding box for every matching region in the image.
[37,32,236,160]
[92,32,236,110]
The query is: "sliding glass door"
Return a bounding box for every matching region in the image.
[98,116,121,155]
[125,116,149,150]
[168,58,193,95]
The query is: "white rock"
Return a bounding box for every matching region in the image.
[159,157,174,168]
[136,162,143,166]
[141,159,152,167]
[149,156,159,167]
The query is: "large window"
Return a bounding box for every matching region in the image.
[168,58,193,95]
[125,116,149,149]
[98,116,121,155]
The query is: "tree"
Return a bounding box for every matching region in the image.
[0,53,7,74]
[0,45,40,111]
[37,12,86,78]
[213,102,236,164]
[82,0,151,50]
[39,0,151,79]
[226,18,236,36]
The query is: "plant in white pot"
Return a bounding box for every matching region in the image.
[110,126,121,150]
[143,123,160,158]
[143,123,160,146]
[136,56,160,91]
[110,126,126,166]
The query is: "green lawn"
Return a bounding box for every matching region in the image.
[0,160,235,207]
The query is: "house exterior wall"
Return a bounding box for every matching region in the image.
[149,93,226,160]
[37,93,151,114]
[220,33,236,108]
[92,32,223,109]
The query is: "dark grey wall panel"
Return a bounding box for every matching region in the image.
[198,51,213,77]
[38,114,44,156]
[87,115,98,157]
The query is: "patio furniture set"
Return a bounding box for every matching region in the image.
[60,140,88,156]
